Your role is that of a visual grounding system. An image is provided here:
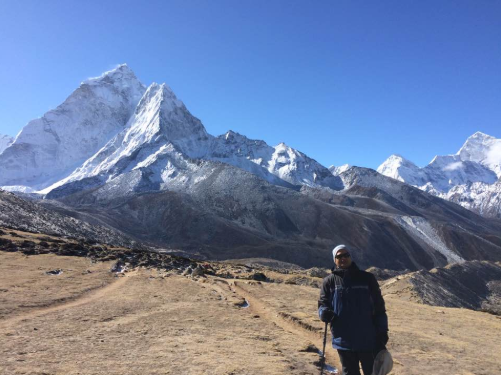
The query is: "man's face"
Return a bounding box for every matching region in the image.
[335,250,352,269]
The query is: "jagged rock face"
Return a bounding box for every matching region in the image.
[0,134,13,155]
[0,65,146,190]
[377,132,501,218]
[382,261,501,314]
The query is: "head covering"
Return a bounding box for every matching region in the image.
[332,244,348,261]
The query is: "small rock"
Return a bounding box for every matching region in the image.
[45,269,63,276]
[252,272,267,281]
[306,267,329,278]
[110,260,127,273]
[192,266,205,277]
[299,343,319,353]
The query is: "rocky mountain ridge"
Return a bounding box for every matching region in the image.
[381,260,501,315]
[0,189,133,247]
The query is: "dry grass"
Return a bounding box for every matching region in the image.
[1,246,500,375]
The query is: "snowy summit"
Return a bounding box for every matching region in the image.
[1,65,341,196]
[377,132,501,217]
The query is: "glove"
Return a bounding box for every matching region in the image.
[320,308,336,323]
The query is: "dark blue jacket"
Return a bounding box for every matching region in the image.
[318,263,388,351]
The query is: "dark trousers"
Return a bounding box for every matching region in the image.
[337,350,374,375]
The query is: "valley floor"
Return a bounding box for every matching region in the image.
[1,252,500,375]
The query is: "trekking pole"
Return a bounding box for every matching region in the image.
[320,321,328,375]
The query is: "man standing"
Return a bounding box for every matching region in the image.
[318,245,389,375]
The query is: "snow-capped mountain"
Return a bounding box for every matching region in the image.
[42,82,211,193]
[457,131,501,177]
[3,66,501,269]
[329,164,351,176]
[0,64,146,190]
[17,65,340,195]
[209,131,341,188]
[0,134,13,154]
[378,132,501,218]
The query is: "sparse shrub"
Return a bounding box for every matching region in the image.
[21,247,37,255]
[0,238,13,247]
[252,272,268,281]
[62,242,85,251]
[21,240,36,248]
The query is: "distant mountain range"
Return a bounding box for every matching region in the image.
[1,65,501,269]
[378,132,501,218]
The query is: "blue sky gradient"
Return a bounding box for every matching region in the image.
[0,0,500,169]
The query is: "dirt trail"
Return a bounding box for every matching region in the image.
[0,271,134,328]
[232,280,340,371]
[207,278,340,372]
[0,257,325,375]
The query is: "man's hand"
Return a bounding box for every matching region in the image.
[320,308,336,323]
[377,331,389,345]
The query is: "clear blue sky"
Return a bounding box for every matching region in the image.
[0,0,500,169]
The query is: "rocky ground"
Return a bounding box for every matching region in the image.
[1,228,501,375]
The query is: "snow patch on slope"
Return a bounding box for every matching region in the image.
[394,216,464,264]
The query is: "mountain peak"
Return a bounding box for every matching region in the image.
[378,154,416,168]
[0,65,147,190]
[377,154,423,184]
[457,132,500,171]
[468,131,493,141]
[458,132,495,155]
[82,64,141,87]
[329,164,351,176]
[222,130,245,141]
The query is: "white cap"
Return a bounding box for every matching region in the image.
[332,244,348,260]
